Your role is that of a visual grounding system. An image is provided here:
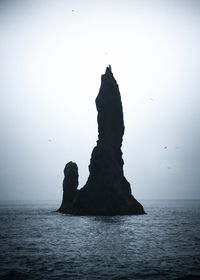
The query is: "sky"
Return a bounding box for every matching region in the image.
[0,0,200,201]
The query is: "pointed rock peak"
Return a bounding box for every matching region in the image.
[105,64,112,75]
[102,65,115,83]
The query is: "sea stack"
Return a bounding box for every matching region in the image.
[58,161,79,212]
[58,66,145,215]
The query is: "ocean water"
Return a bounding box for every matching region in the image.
[0,200,199,280]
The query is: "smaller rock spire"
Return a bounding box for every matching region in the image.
[58,161,79,213]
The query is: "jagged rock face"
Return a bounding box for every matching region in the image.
[58,161,78,213]
[69,66,145,215]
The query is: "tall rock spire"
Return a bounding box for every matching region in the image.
[58,66,145,215]
[96,65,124,151]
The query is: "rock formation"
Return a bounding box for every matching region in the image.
[58,66,145,215]
[58,161,78,213]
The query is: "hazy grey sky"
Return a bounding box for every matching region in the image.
[0,0,200,200]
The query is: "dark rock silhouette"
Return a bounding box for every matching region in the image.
[58,161,79,213]
[58,66,145,215]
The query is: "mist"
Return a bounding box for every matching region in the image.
[0,0,200,200]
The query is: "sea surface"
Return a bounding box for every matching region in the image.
[0,200,199,280]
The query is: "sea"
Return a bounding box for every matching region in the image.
[0,200,199,280]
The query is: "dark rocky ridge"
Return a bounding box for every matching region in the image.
[58,66,145,215]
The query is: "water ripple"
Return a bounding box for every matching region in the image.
[0,200,199,280]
